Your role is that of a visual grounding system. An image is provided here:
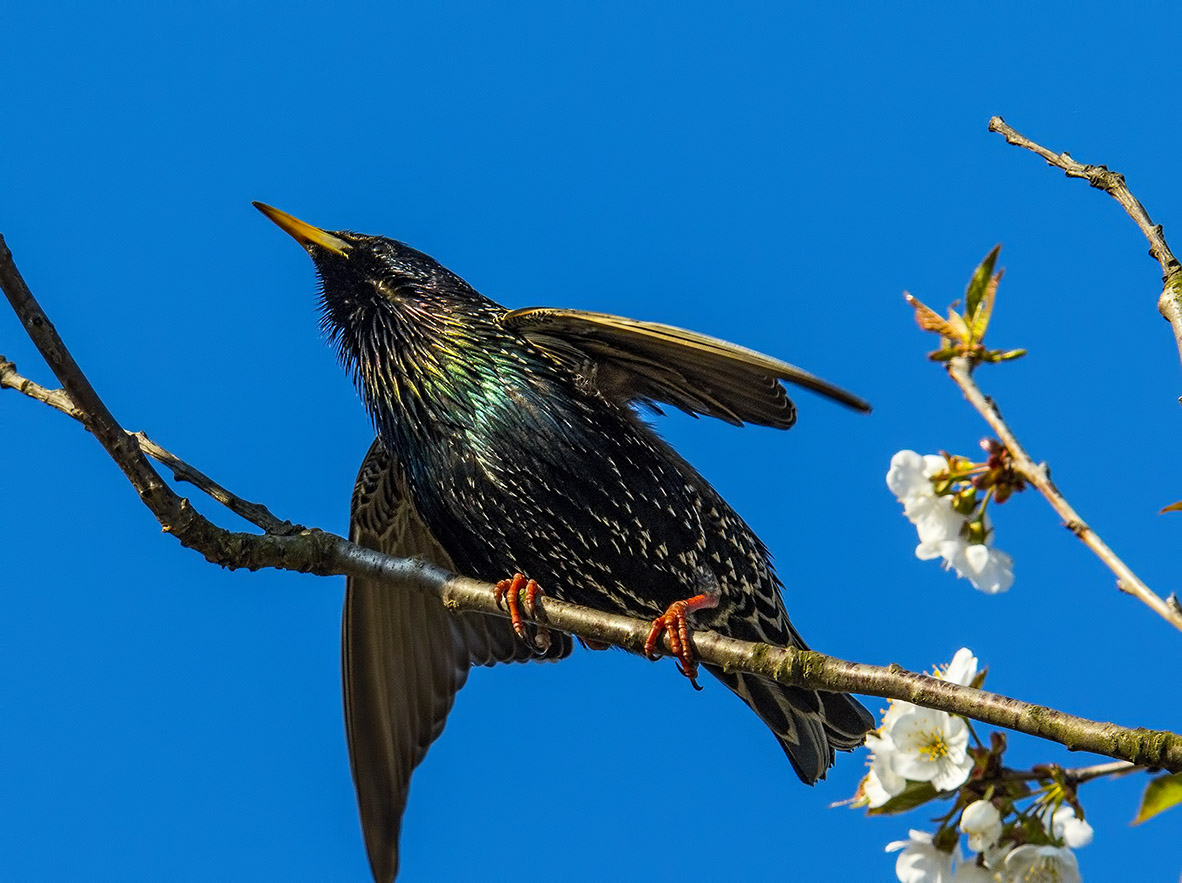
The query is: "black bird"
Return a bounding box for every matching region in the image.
[256,202,876,882]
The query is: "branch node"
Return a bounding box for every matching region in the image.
[989,115,1182,365]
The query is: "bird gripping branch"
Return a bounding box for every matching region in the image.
[256,201,874,883]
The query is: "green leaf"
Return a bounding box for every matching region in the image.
[1132,772,1182,825]
[982,348,1027,363]
[965,245,1002,322]
[969,268,1002,344]
[867,780,941,816]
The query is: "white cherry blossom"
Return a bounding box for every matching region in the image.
[889,707,974,792]
[941,647,979,687]
[862,730,907,808]
[1002,845,1080,883]
[886,830,960,883]
[959,800,1002,853]
[952,862,997,882]
[1049,805,1094,849]
[887,450,1015,594]
[945,542,1014,595]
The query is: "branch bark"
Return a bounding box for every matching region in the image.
[0,357,292,533]
[4,232,1182,773]
[947,355,1182,633]
[988,115,1182,370]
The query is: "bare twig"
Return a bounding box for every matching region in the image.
[948,355,1182,632]
[988,116,1182,368]
[4,233,1182,772]
[0,356,81,416]
[1007,760,1139,784]
[1066,760,1139,784]
[0,356,292,533]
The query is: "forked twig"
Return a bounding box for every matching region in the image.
[947,355,1182,632]
[989,116,1182,369]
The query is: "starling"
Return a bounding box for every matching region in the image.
[256,202,876,882]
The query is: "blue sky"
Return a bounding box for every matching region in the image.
[2,3,1180,880]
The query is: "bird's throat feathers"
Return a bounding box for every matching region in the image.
[319,270,586,471]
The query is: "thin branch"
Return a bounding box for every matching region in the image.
[0,356,292,534]
[0,356,81,416]
[1006,760,1139,784]
[948,355,1182,632]
[988,115,1182,368]
[1066,760,1139,784]
[4,233,1182,773]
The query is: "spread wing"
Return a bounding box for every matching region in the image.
[342,440,571,882]
[501,307,870,429]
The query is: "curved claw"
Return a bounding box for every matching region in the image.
[643,592,720,690]
[675,661,704,691]
[644,603,700,688]
[494,573,552,654]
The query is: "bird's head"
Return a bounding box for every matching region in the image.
[253,201,477,323]
[255,202,511,438]
[255,199,498,349]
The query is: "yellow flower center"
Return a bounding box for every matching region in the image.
[918,731,948,761]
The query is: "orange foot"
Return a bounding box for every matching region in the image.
[644,593,720,691]
[494,572,551,654]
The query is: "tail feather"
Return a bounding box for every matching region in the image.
[705,664,874,783]
[820,687,880,750]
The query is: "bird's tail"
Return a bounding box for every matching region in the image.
[705,664,875,784]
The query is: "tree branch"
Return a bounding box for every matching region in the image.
[4,232,1182,772]
[1063,760,1139,784]
[947,355,1182,633]
[988,115,1182,369]
[0,357,293,533]
[1005,760,1139,784]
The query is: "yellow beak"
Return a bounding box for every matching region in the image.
[253,202,351,256]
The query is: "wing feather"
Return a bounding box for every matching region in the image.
[502,308,870,428]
